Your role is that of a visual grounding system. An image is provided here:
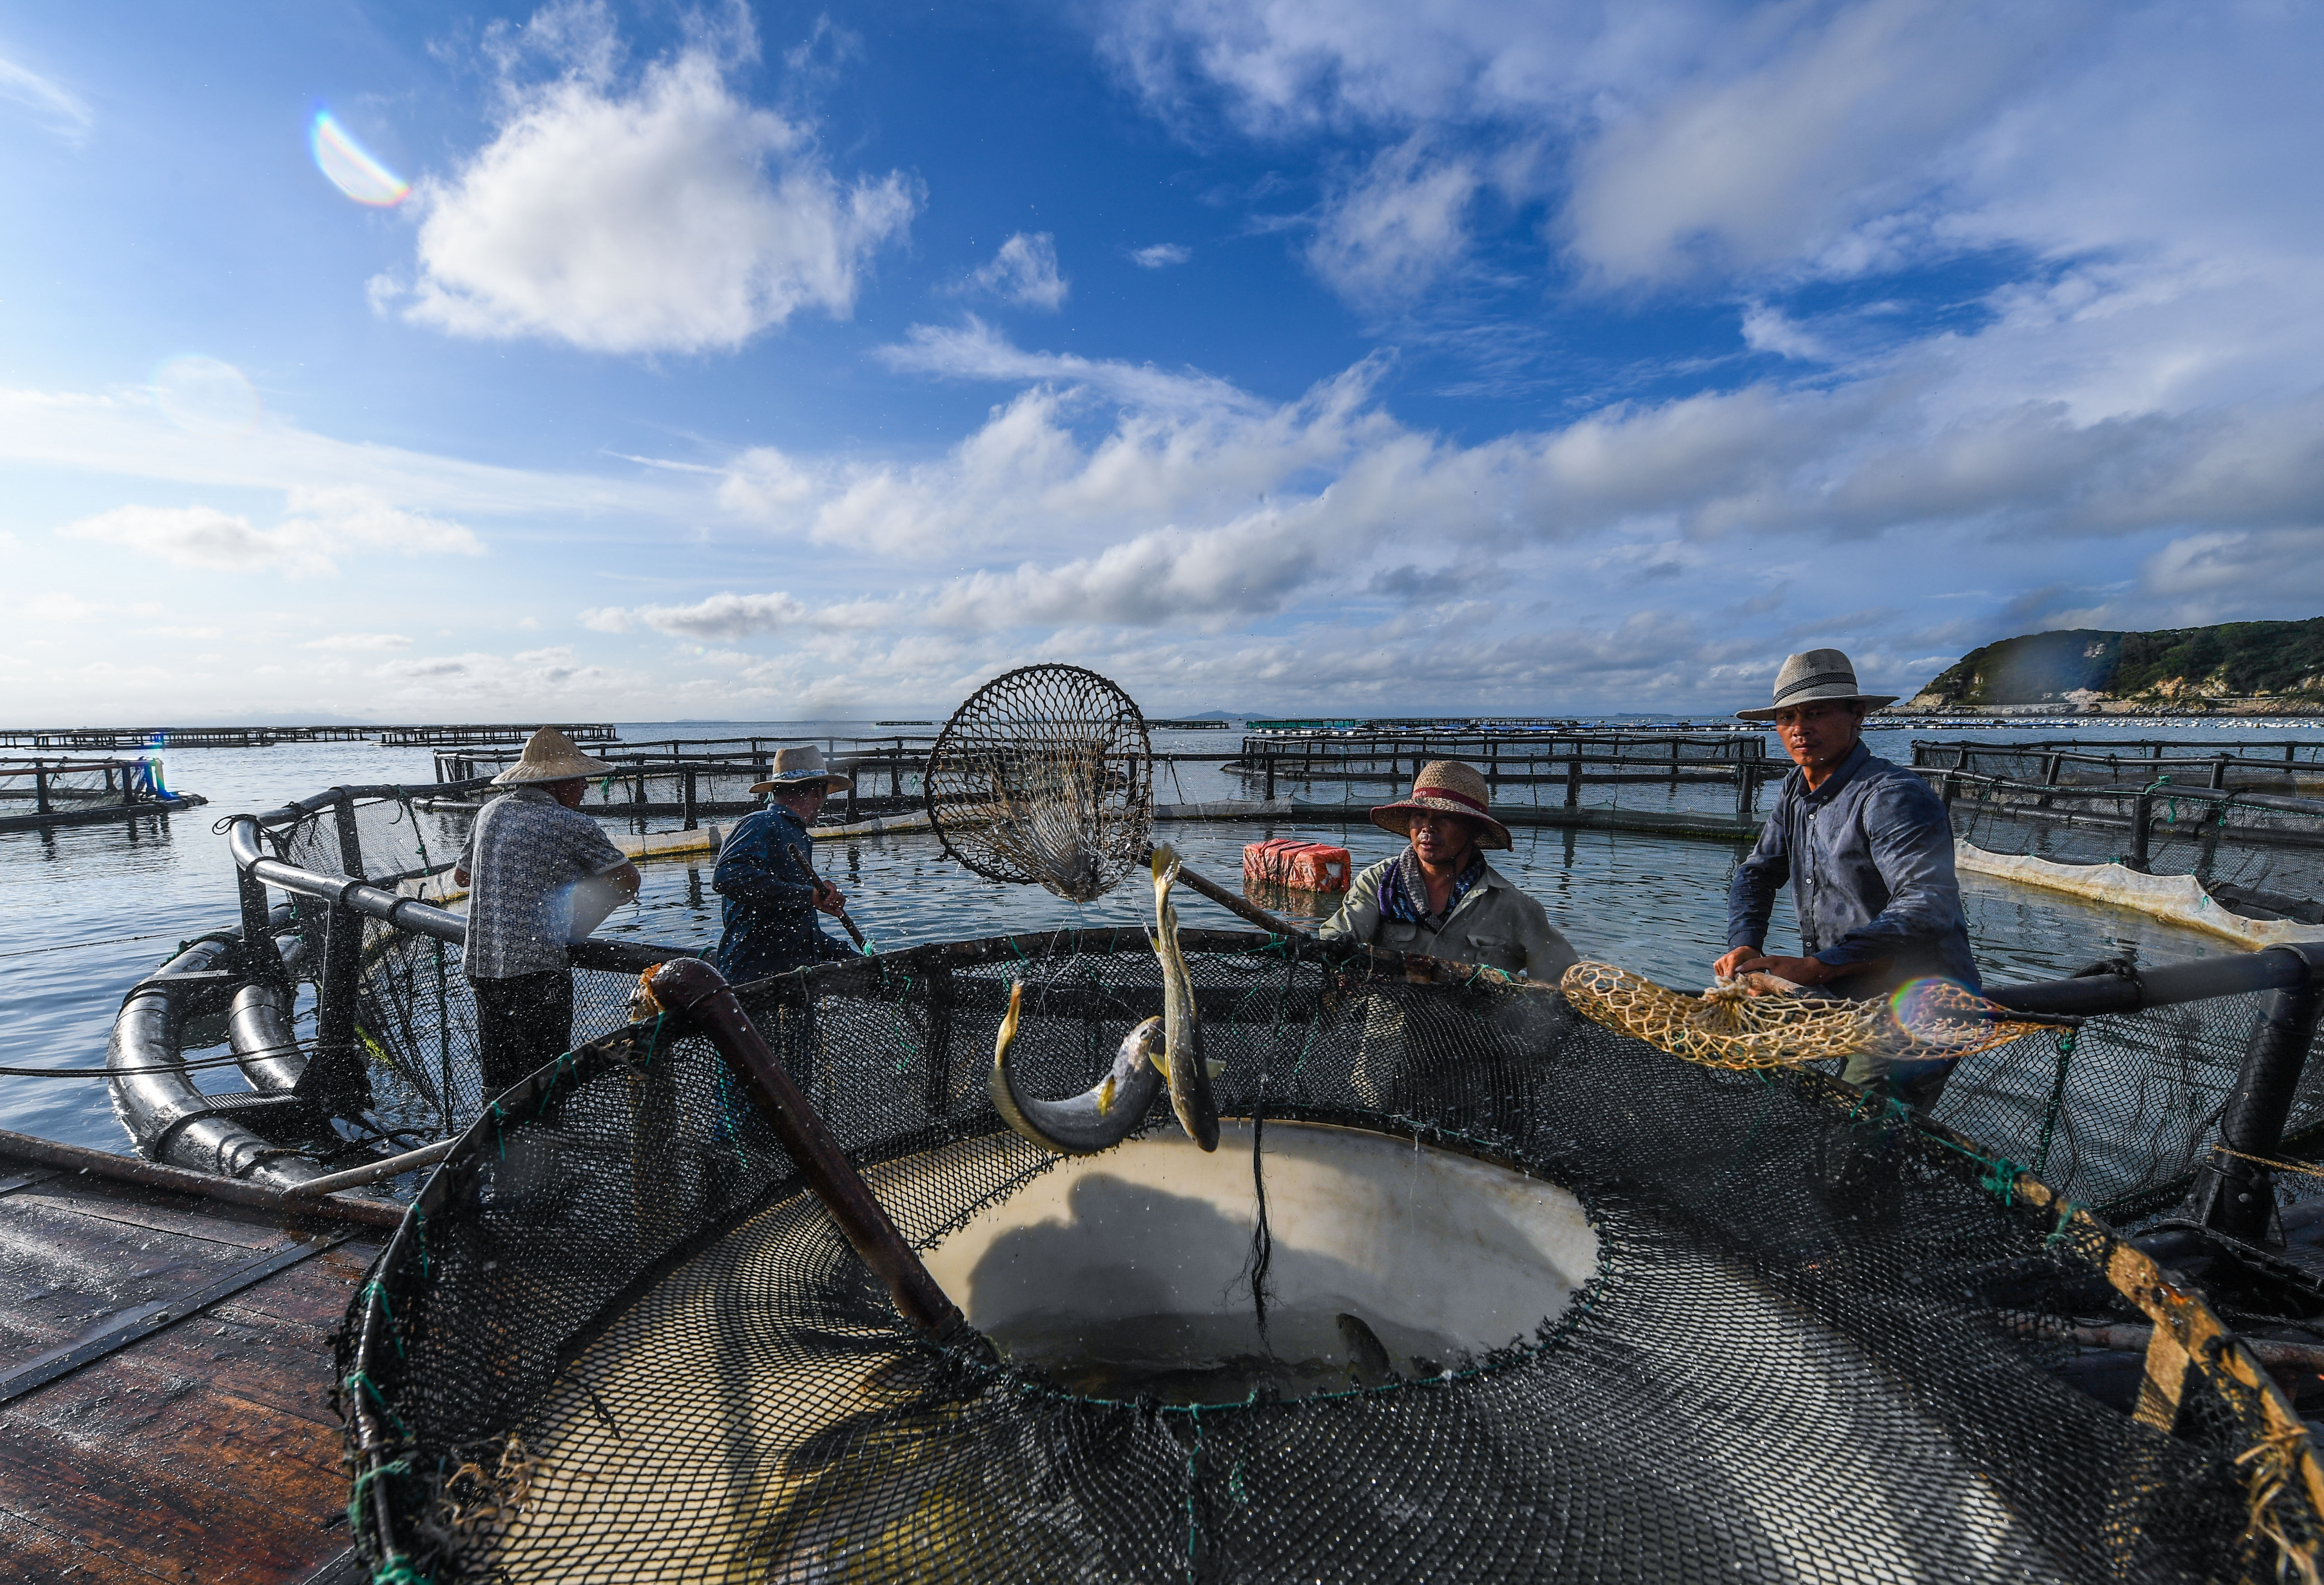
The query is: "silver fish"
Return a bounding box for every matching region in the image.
[991,984,1167,1156]
[1150,845,1219,1151]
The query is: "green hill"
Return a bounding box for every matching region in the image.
[1911,619,2324,709]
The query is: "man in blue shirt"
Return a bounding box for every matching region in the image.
[712,746,859,985]
[1715,649,1977,1109]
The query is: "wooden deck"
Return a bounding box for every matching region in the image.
[0,1138,392,1585]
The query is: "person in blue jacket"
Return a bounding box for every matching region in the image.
[711,746,859,985]
[1715,648,1978,1111]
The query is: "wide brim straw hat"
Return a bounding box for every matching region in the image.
[749,744,853,795]
[1369,760,1513,851]
[1734,647,1899,722]
[491,727,617,785]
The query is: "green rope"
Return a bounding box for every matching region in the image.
[2034,1027,2077,1175]
[368,1557,430,1585]
[1183,1403,1205,1584]
[2044,1199,2085,1249]
[347,1455,412,1545]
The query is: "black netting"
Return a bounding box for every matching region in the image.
[1943,776,2324,908]
[0,755,174,809]
[342,934,2319,1584]
[252,790,665,1143]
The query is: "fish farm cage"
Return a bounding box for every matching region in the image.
[430,737,936,828]
[108,781,691,1190]
[1915,738,2324,796]
[90,774,2324,1581]
[0,753,196,832]
[1922,763,2324,922]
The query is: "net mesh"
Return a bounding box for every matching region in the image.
[0,756,170,809]
[343,933,2321,1584]
[253,790,665,1142]
[1942,775,2324,911]
[1561,961,2056,1069]
[925,664,1155,901]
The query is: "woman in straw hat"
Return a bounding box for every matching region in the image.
[452,728,641,1093]
[1319,760,1577,981]
[1715,648,1976,1110]
[711,745,860,989]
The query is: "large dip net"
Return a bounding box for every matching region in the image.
[343,930,2324,1584]
[924,664,1154,901]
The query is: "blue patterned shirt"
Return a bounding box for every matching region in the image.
[711,805,855,983]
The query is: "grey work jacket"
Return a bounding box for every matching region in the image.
[1319,858,1579,981]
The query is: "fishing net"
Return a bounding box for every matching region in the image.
[0,755,170,809]
[1941,773,2324,911]
[343,930,2324,1585]
[245,789,672,1142]
[924,664,1154,901]
[1561,961,2056,1070]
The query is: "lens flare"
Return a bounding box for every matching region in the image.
[311,110,409,207]
[1886,977,1981,1043]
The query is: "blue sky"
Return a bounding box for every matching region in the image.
[6,0,2324,722]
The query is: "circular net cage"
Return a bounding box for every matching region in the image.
[924,664,1154,901]
[343,932,2324,1584]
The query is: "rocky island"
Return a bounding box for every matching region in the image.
[1903,619,2324,715]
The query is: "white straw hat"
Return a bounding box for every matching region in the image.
[749,744,853,795]
[491,727,617,785]
[1734,649,1898,722]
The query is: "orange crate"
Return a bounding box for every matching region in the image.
[1242,838,1353,894]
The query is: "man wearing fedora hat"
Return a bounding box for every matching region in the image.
[1320,760,1578,981]
[710,745,860,986]
[1716,648,1978,1108]
[452,728,641,1093]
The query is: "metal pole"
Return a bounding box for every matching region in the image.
[682,769,699,830]
[2189,944,2324,1240]
[2211,754,2229,791]
[1264,753,1276,803]
[303,896,369,1114]
[34,765,49,817]
[1565,749,1581,809]
[2128,794,2152,872]
[647,959,968,1339]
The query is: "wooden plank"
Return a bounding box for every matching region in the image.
[0,1233,346,1405]
[0,1200,271,1366]
[0,1389,351,1584]
[213,1243,376,1333]
[0,1503,176,1585]
[5,1183,300,1251]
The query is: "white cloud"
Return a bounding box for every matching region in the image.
[957,232,1069,310]
[877,317,1262,415]
[578,607,635,633]
[635,590,808,640]
[55,487,483,577]
[303,632,414,651]
[1739,303,1830,362]
[1130,243,1191,268]
[389,2,918,353]
[0,52,92,142]
[59,505,338,575]
[1306,135,1479,305]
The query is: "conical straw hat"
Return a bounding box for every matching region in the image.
[491,727,617,785]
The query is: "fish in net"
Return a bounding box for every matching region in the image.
[1560,960,2063,1070]
[340,931,2324,1584]
[923,662,1154,903]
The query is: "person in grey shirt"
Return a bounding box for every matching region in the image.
[1321,760,1578,982]
[1716,649,1976,1109]
[453,728,640,1094]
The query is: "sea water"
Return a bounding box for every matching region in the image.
[4,719,2319,1154]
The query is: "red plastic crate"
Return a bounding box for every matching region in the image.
[1242,838,1353,894]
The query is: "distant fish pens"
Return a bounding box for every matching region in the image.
[1226,728,1776,820]
[1914,737,2324,795]
[0,721,618,750]
[432,735,938,827]
[0,754,203,832]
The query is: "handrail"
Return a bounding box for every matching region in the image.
[227,812,686,976]
[1987,943,2324,1017]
